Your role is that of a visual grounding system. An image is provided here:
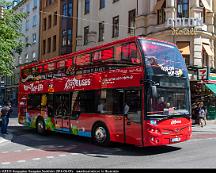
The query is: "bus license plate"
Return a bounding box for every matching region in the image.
[171,137,181,143]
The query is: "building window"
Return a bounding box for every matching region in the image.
[100,0,105,9]
[43,18,47,31]
[32,33,37,43]
[128,9,136,34]
[32,52,36,61]
[48,15,52,29]
[200,0,206,23]
[53,35,56,51]
[46,0,53,6]
[63,2,67,16]
[25,54,29,63]
[48,37,51,53]
[43,40,46,54]
[68,29,72,46]
[25,20,29,31]
[68,0,73,16]
[33,0,37,9]
[112,16,119,38]
[84,26,89,45]
[62,30,67,46]
[26,4,30,14]
[99,22,104,42]
[54,11,57,26]
[177,0,189,18]
[84,0,90,14]
[18,56,22,65]
[157,1,166,24]
[25,37,29,47]
[32,15,37,27]
[176,42,190,66]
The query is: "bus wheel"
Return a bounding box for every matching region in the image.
[36,118,46,135]
[92,123,110,146]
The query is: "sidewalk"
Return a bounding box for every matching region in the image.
[0,132,13,144]
[192,120,216,133]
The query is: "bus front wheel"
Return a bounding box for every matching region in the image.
[92,123,110,146]
[36,118,46,135]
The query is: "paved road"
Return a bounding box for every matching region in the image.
[1,118,216,169]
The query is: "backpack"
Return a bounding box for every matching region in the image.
[1,106,9,116]
[199,109,206,118]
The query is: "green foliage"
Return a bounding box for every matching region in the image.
[0,0,26,76]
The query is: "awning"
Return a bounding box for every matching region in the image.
[205,84,216,95]
[154,0,165,12]
[177,42,190,55]
[203,44,213,56]
[201,0,213,12]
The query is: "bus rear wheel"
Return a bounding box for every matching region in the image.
[92,123,110,146]
[36,118,46,135]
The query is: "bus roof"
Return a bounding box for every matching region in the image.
[20,36,176,70]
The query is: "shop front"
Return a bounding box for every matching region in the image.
[189,67,216,120]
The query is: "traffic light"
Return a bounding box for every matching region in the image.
[0,6,4,19]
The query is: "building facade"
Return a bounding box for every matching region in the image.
[4,0,40,105]
[76,0,137,50]
[40,0,78,60]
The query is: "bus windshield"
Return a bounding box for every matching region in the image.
[139,39,190,118]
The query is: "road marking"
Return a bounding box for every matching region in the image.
[14,150,22,152]
[187,137,216,143]
[32,158,41,161]
[1,162,11,165]
[46,156,54,159]
[26,148,36,151]
[59,154,66,157]
[57,145,64,148]
[70,153,80,156]
[17,160,26,163]
[1,151,9,154]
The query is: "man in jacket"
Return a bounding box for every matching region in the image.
[1,101,12,134]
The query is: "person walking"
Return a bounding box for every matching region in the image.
[1,101,13,134]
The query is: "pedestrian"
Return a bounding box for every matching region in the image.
[1,101,13,134]
[198,102,207,127]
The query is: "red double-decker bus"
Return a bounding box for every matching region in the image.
[18,36,192,147]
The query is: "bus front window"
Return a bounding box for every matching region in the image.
[139,39,190,118]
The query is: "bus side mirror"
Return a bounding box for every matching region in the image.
[151,85,158,98]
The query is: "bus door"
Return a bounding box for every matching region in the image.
[124,89,143,146]
[54,94,70,131]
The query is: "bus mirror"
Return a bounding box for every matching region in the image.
[151,85,158,98]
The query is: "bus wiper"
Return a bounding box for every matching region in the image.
[158,113,190,122]
[158,114,176,122]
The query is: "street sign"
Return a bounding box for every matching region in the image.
[198,68,208,80]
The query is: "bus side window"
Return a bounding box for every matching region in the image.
[47,94,54,117]
[71,91,81,119]
[124,89,141,123]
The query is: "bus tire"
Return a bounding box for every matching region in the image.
[36,117,46,135]
[92,122,110,146]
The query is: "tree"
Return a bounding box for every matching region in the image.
[0,0,26,76]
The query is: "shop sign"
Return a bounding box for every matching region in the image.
[171,28,197,36]
[167,18,203,28]
[198,68,208,80]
